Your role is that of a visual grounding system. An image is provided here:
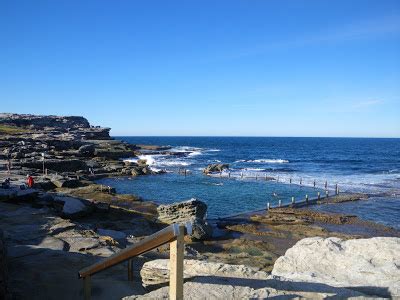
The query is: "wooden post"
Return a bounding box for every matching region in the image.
[83,276,91,300]
[278,200,282,207]
[325,181,327,189]
[241,172,243,179]
[267,202,270,210]
[228,172,231,178]
[289,178,292,184]
[335,184,339,195]
[256,174,258,180]
[128,259,133,281]
[300,178,302,185]
[317,192,320,200]
[169,225,184,300]
[313,180,316,188]
[184,169,187,177]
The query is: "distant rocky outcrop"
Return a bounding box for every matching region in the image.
[0,113,112,141]
[157,199,212,240]
[203,163,229,174]
[0,113,90,130]
[271,236,400,297]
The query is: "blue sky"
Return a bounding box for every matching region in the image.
[1,0,399,137]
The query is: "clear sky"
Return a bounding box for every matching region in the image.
[1,0,399,137]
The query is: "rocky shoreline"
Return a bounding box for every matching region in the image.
[1,113,399,299]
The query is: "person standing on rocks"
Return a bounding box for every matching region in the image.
[26,175,34,188]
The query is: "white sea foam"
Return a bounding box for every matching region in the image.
[124,154,191,167]
[188,151,203,157]
[234,159,289,164]
[251,159,289,163]
[169,146,202,153]
[138,155,157,165]
[157,161,191,167]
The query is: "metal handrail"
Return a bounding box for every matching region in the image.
[78,222,192,300]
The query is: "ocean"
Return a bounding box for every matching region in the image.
[97,137,400,228]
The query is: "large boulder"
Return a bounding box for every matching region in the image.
[271,237,400,297]
[157,199,212,240]
[203,163,229,174]
[54,196,93,219]
[133,259,365,299]
[157,198,207,223]
[51,178,82,188]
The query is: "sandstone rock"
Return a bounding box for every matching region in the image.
[54,196,92,219]
[34,179,57,191]
[52,178,82,188]
[191,218,213,240]
[97,228,127,240]
[134,259,365,299]
[131,168,141,176]
[0,187,39,202]
[157,199,207,224]
[0,113,90,130]
[34,236,69,251]
[20,159,87,172]
[157,199,212,240]
[271,237,400,297]
[140,259,269,287]
[133,277,365,299]
[94,201,110,212]
[203,163,229,174]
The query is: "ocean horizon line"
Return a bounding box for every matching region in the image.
[112,135,400,139]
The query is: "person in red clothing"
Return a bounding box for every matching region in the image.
[27,175,34,188]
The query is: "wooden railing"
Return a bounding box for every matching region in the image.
[78,222,192,300]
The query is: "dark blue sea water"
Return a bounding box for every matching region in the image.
[97,137,400,226]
